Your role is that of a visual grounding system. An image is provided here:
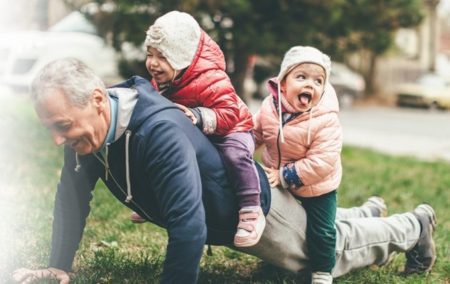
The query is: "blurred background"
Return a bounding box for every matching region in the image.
[0,2,449,282]
[1,0,449,159]
[1,1,450,189]
[0,0,449,106]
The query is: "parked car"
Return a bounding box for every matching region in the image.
[329,62,366,108]
[396,73,450,110]
[0,11,120,91]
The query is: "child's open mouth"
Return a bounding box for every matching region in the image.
[298,92,312,104]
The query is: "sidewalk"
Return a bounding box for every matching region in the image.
[248,99,450,162]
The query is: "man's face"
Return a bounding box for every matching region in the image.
[35,89,110,155]
[280,63,326,113]
[145,46,177,84]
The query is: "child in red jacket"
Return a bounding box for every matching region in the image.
[134,10,265,247]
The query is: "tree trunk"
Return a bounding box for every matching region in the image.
[229,50,250,103]
[365,52,378,96]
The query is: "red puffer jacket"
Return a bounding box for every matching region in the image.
[150,31,253,136]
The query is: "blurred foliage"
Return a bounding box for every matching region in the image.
[64,0,424,97]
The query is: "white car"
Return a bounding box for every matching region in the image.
[396,73,450,110]
[330,62,366,108]
[0,12,120,91]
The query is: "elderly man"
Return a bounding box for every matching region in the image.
[13,58,436,284]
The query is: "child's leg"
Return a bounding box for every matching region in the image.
[299,191,337,273]
[213,132,261,208]
[212,132,265,247]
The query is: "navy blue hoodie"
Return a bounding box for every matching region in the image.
[48,76,270,283]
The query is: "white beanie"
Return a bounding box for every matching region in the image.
[277,46,331,84]
[145,11,201,70]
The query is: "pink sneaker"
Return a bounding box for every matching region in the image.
[234,206,266,247]
[130,211,146,223]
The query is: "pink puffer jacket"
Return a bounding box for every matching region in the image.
[253,78,343,198]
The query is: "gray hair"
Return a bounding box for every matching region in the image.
[30,58,106,108]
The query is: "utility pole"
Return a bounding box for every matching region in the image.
[425,0,440,72]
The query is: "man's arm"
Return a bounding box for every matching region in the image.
[49,147,99,271]
[13,148,99,283]
[138,120,207,284]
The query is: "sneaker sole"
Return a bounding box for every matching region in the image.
[416,204,437,274]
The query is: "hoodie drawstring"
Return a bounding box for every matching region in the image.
[124,130,133,203]
[74,153,81,173]
[77,130,133,204]
[277,83,285,143]
[74,153,81,172]
[105,146,110,181]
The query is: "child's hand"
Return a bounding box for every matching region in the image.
[262,165,280,188]
[174,103,197,125]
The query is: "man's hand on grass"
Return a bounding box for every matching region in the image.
[12,267,70,284]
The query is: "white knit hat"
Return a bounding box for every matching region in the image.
[277,46,331,84]
[145,11,201,70]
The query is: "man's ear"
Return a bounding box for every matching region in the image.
[91,88,107,112]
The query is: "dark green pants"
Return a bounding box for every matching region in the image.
[298,190,337,273]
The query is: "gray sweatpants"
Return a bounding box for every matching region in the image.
[237,187,420,278]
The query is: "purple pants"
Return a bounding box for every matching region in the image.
[211,131,261,208]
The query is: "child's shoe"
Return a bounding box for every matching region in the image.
[130,211,146,223]
[311,272,333,284]
[234,206,266,247]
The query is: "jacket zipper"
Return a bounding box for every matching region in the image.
[276,128,282,169]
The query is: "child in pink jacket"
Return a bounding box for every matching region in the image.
[253,46,343,283]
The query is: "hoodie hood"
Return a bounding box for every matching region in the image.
[113,76,177,131]
[109,76,178,203]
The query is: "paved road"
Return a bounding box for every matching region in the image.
[340,106,450,161]
[249,99,450,162]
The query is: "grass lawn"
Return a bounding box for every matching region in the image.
[0,94,448,283]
